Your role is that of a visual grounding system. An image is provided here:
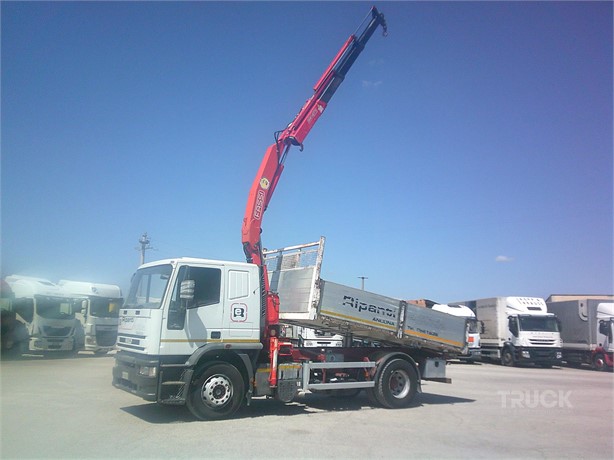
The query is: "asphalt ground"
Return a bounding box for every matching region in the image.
[1,354,612,459]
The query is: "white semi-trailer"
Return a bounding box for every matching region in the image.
[546,299,613,371]
[456,297,562,367]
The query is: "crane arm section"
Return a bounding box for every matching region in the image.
[242,7,387,269]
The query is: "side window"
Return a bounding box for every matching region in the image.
[189,267,221,308]
[167,266,222,330]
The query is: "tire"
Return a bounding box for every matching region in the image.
[593,353,606,372]
[186,363,245,421]
[365,388,382,407]
[374,358,418,409]
[501,348,515,367]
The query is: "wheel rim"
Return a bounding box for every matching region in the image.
[389,369,411,399]
[201,374,233,408]
[594,355,605,371]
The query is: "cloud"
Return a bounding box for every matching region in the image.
[495,255,514,263]
[361,80,383,88]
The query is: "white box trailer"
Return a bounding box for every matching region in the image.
[546,299,613,371]
[455,297,562,367]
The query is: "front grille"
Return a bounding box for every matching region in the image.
[96,330,118,347]
[43,326,72,337]
[529,339,556,346]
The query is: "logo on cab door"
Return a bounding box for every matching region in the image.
[231,303,247,322]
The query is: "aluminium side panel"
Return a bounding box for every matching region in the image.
[318,280,401,334]
[403,303,467,353]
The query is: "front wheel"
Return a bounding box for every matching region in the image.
[593,353,607,371]
[375,358,418,409]
[186,363,245,421]
[501,348,515,367]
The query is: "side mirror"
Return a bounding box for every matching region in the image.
[180,280,195,301]
[508,317,519,337]
[480,320,485,334]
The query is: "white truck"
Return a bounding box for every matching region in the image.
[4,275,80,355]
[58,280,123,354]
[546,299,613,371]
[112,7,467,421]
[112,238,467,420]
[430,303,481,363]
[283,325,344,348]
[456,297,562,367]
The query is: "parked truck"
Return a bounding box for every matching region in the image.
[426,301,482,363]
[112,7,468,420]
[3,275,80,355]
[0,279,29,358]
[546,299,613,371]
[283,325,344,348]
[456,297,562,367]
[58,280,123,354]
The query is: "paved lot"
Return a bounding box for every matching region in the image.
[1,354,612,459]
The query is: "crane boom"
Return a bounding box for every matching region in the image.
[242,7,387,270]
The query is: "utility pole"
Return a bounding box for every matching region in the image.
[137,232,154,265]
[358,276,368,290]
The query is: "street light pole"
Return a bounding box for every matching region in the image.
[358,276,368,290]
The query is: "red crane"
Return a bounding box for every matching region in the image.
[241,7,387,364]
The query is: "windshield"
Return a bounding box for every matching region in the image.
[518,315,559,332]
[35,296,76,320]
[124,264,172,309]
[89,297,122,318]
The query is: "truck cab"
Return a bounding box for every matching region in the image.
[596,303,614,369]
[4,275,80,354]
[500,298,562,366]
[113,258,263,403]
[59,280,123,354]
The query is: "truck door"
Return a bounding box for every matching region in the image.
[162,264,225,354]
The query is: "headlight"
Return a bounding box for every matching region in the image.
[138,366,157,377]
[522,351,531,358]
[556,352,562,359]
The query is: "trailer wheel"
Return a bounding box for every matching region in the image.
[375,359,418,409]
[501,348,515,367]
[593,353,606,372]
[186,363,245,420]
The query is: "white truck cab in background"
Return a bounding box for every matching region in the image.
[4,275,80,354]
[59,280,122,354]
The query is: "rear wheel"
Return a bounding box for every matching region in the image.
[375,359,418,409]
[186,363,245,420]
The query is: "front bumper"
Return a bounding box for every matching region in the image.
[112,351,160,401]
[515,347,562,364]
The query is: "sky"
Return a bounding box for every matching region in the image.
[1,1,612,303]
